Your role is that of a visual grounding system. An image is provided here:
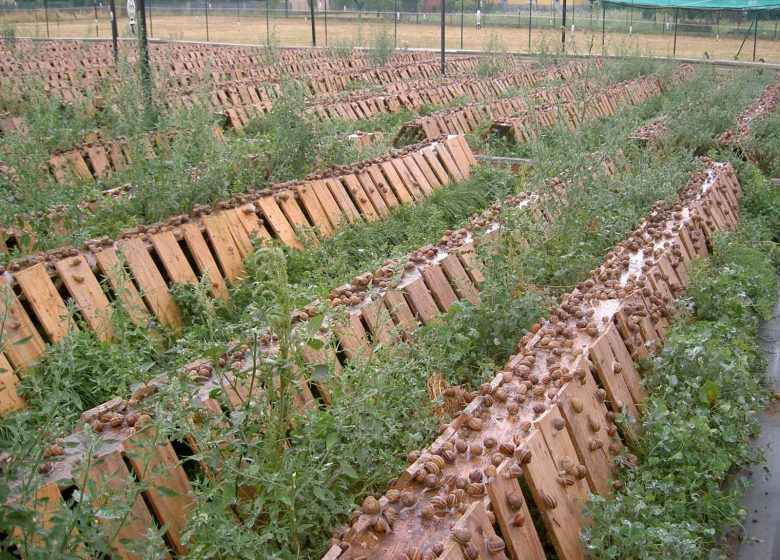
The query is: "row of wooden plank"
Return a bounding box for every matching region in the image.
[325,161,743,560]
[4,172,563,559]
[0,135,476,415]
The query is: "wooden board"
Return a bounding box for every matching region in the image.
[202,214,246,285]
[86,450,167,560]
[334,310,372,363]
[93,248,150,325]
[342,174,380,221]
[442,137,472,179]
[55,254,113,341]
[256,196,303,249]
[454,134,478,167]
[456,242,485,286]
[432,140,464,182]
[325,179,362,223]
[383,291,419,337]
[178,223,229,300]
[310,179,346,228]
[411,151,442,190]
[356,171,390,218]
[587,325,640,421]
[0,352,24,414]
[487,461,546,560]
[296,184,335,237]
[556,365,615,496]
[522,426,586,560]
[421,146,451,186]
[401,155,434,196]
[360,299,397,346]
[402,277,441,325]
[422,265,460,312]
[276,193,317,246]
[365,164,399,209]
[450,502,509,560]
[119,238,183,331]
[379,160,416,203]
[233,204,272,244]
[150,231,199,287]
[15,262,75,343]
[440,254,480,305]
[221,208,259,257]
[390,158,425,200]
[0,278,47,369]
[123,428,195,555]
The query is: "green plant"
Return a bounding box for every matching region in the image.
[367,26,395,67]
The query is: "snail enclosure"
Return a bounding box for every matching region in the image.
[0,37,779,560]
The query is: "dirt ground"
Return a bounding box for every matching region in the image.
[10,14,780,64]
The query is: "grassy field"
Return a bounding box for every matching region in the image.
[8,13,780,63]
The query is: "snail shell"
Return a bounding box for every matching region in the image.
[462,543,479,560]
[544,493,558,509]
[362,496,381,515]
[400,491,417,507]
[570,397,584,413]
[386,489,401,503]
[587,415,601,432]
[469,442,483,456]
[499,442,515,456]
[506,402,520,416]
[507,492,524,511]
[491,453,504,467]
[484,465,497,478]
[452,527,472,544]
[517,445,532,464]
[421,504,435,520]
[552,417,566,430]
[423,474,440,489]
[512,511,526,526]
[588,439,603,451]
[466,417,483,431]
[483,437,497,449]
[467,483,485,496]
[469,469,483,483]
[487,536,506,554]
[520,420,532,432]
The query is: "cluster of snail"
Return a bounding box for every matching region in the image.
[719,78,780,144]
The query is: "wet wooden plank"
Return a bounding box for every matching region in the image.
[422,265,459,312]
[119,238,183,330]
[487,461,546,560]
[123,428,194,556]
[86,450,167,560]
[402,277,441,324]
[179,223,229,300]
[587,325,640,421]
[93,248,150,325]
[202,214,247,284]
[15,262,76,343]
[55,254,113,341]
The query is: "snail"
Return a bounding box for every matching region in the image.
[486,536,506,554]
[507,492,523,511]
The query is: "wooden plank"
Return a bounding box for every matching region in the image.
[379,160,416,203]
[55,254,113,341]
[256,196,303,249]
[86,450,167,560]
[402,155,434,196]
[150,231,199,287]
[456,241,485,286]
[93,248,150,325]
[604,323,645,407]
[356,171,390,218]
[123,428,194,556]
[179,222,229,300]
[440,253,480,305]
[360,299,397,345]
[0,278,47,369]
[488,461,546,560]
[0,352,24,414]
[232,204,273,244]
[221,208,258,257]
[421,146,451,186]
[275,192,317,245]
[454,133,478,167]
[588,325,640,421]
[342,174,380,221]
[119,237,183,330]
[325,179,362,223]
[63,150,93,181]
[296,183,335,237]
[556,364,615,496]
[411,152,442,190]
[434,139,466,181]
[202,213,247,284]
[390,158,425,200]
[310,179,346,228]
[365,164,400,209]
[15,262,75,343]
[335,310,372,362]
[11,483,70,549]
[383,291,419,337]
[522,427,586,560]
[422,265,460,312]
[402,277,441,324]
[450,502,509,560]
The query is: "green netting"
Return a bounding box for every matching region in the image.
[603,0,780,10]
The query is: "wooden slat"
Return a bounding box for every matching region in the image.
[356,171,390,217]
[588,325,640,421]
[55,254,113,341]
[221,208,258,257]
[15,262,75,342]
[433,140,465,181]
[202,214,246,284]
[422,265,460,312]
[256,196,303,249]
[365,164,399,209]
[487,461,546,560]
[383,291,419,337]
[310,179,346,228]
[296,184,335,237]
[119,238,183,330]
[342,174,380,221]
[325,178,362,223]
[454,133,477,167]
[123,428,194,556]
[402,277,441,324]
[179,222,229,300]
[456,241,485,286]
[440,253,480,305]
[86,450,167,560]
[0,352,24,413]
[390,158,425,200]
[335,310,372,362]
[421,146,451,186]
[360,299,397,345]
[275,193,317,245]
[0,278,47,369]
[402,155,434,196]
[150,231,199,287]
[411,151,442,190]
[233,204,273,244]
[379,160,416,203]
[94,248,150,325]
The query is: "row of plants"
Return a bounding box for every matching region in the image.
[582,162,780,559]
